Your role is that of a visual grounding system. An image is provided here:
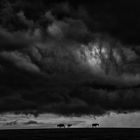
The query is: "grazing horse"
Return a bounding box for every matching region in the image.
[67,124,72,128]
[57,123,65,128]
[92,123,99,128]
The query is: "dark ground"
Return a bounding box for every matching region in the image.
[0,128,140,140]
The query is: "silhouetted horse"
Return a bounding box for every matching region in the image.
[67,124,72,128]
[57,123,65,128]
[92,123,99,128]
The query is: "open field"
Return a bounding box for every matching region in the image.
[0,128,140,140]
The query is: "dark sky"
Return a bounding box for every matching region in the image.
[0,0,140,116]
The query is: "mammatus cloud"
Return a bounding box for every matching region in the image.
[0,1,140,116]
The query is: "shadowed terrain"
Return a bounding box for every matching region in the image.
[0,128,140,140]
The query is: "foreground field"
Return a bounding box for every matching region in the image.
[0,128,140,140]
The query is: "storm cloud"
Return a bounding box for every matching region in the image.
[0,0,140,116]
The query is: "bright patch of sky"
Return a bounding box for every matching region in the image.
[0,112,140,129]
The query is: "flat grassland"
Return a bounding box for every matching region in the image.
[0,128,140,140]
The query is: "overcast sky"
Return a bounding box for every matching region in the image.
[0,0,140,128]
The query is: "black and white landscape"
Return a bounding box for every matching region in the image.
[0,0,140,139]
